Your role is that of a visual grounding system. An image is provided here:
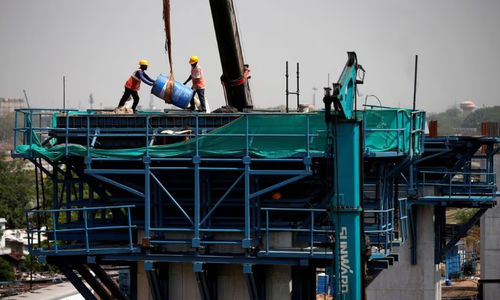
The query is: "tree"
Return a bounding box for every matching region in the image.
[463,106,500,128]
[428,105,500,136]
[0,157,34,228]
[0,258,14,281]
[21,255,42,273]
[427,108,464,136]
[455,208,479,224]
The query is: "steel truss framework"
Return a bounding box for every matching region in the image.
[411,136,500,265]
[12,108,499,299]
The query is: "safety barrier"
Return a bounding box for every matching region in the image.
[361,107,425,157]
[420,170,497,201]
[25,205,136,254]
[260,207,331,256]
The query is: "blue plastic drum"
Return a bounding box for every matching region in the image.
[151,75,194,109]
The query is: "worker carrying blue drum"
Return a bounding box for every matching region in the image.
[183,56,207,112]
[117,60,156,112]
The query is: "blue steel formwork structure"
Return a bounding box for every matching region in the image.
[13,107,500,299]
[12,54,497,299]
[413,136,499,266]
[12,105,426,300]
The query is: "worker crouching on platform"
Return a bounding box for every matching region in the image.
[117,60,155,113]
[183,56,206,112]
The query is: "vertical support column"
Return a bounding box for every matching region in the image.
[434,206,446,264]
[242,114,251,248]
[330,121,362,300]
[410,206,418,265]
[292,266,316,300]
[296,62,300,112]
[286,61,289,113]
[193,114,201,248]
[486,144,494,189]
[194,263,212,300]
[137,261,153,300]
[144,157,151,242]
[243,156,251,248]
[65,165,71,223]
[52,163,58,209]
[193,155,201,248]
[243,264,258,300]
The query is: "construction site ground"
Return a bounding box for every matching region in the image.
[442,278,478,299]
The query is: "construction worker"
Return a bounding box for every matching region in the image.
[183,56,206,112]
[117,60,155,112]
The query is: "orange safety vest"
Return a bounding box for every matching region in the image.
[125,69,142,91]
[191,65,206,89]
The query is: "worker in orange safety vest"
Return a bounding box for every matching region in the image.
[183,56,206,112]
[117,60,155,112]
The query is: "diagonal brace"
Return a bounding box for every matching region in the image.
[200,173,244,226]
[89,174,144,198]
[439,208,487,260]
[151,172,193,225]
[249,174,308,199]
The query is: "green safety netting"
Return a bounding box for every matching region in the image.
[360,109,424,155]
[16,114,328,160]
[15,109,423,162]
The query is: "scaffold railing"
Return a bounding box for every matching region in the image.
[360,108,425,157]
[260,207,332,257]
[419,170,497,201]
[25,205,137,255]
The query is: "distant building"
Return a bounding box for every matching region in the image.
[460,100,476,116]
[0,218,9,255]
[4,228,45,256]
[0,98,24,116]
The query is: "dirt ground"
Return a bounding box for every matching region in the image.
[442,279,478,298]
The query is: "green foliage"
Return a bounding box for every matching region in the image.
[463,106,500,128]
[0,258,14,281]
[428,108,464,136]
[0,157,34,228]
[22,255,42,273]
[21,255,59,275]
[428,106,500,136]
[455,208,479,224]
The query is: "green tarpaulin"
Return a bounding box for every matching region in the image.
[15,110,424,162]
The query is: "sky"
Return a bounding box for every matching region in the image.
[1,0,499,113]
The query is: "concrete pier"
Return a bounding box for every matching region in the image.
[367,205,441,300]
[137,231,295,299]
[480,156,500,299]
[168,263,202,299]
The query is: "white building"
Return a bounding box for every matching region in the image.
[0,98,24,116]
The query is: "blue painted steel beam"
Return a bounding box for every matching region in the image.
[193,155,201,248]
[144,159,151,241]
[249,174,309,199]
[74,264,113,300]
[57,263,97,300]
[439,208,487,260]
[100,254,311,266]
[243,156,251,248]
[89,174,144,198]
[85,169,145,175]
[200,173,244,226]
[146,269,163,300]
[150,172,194,225]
